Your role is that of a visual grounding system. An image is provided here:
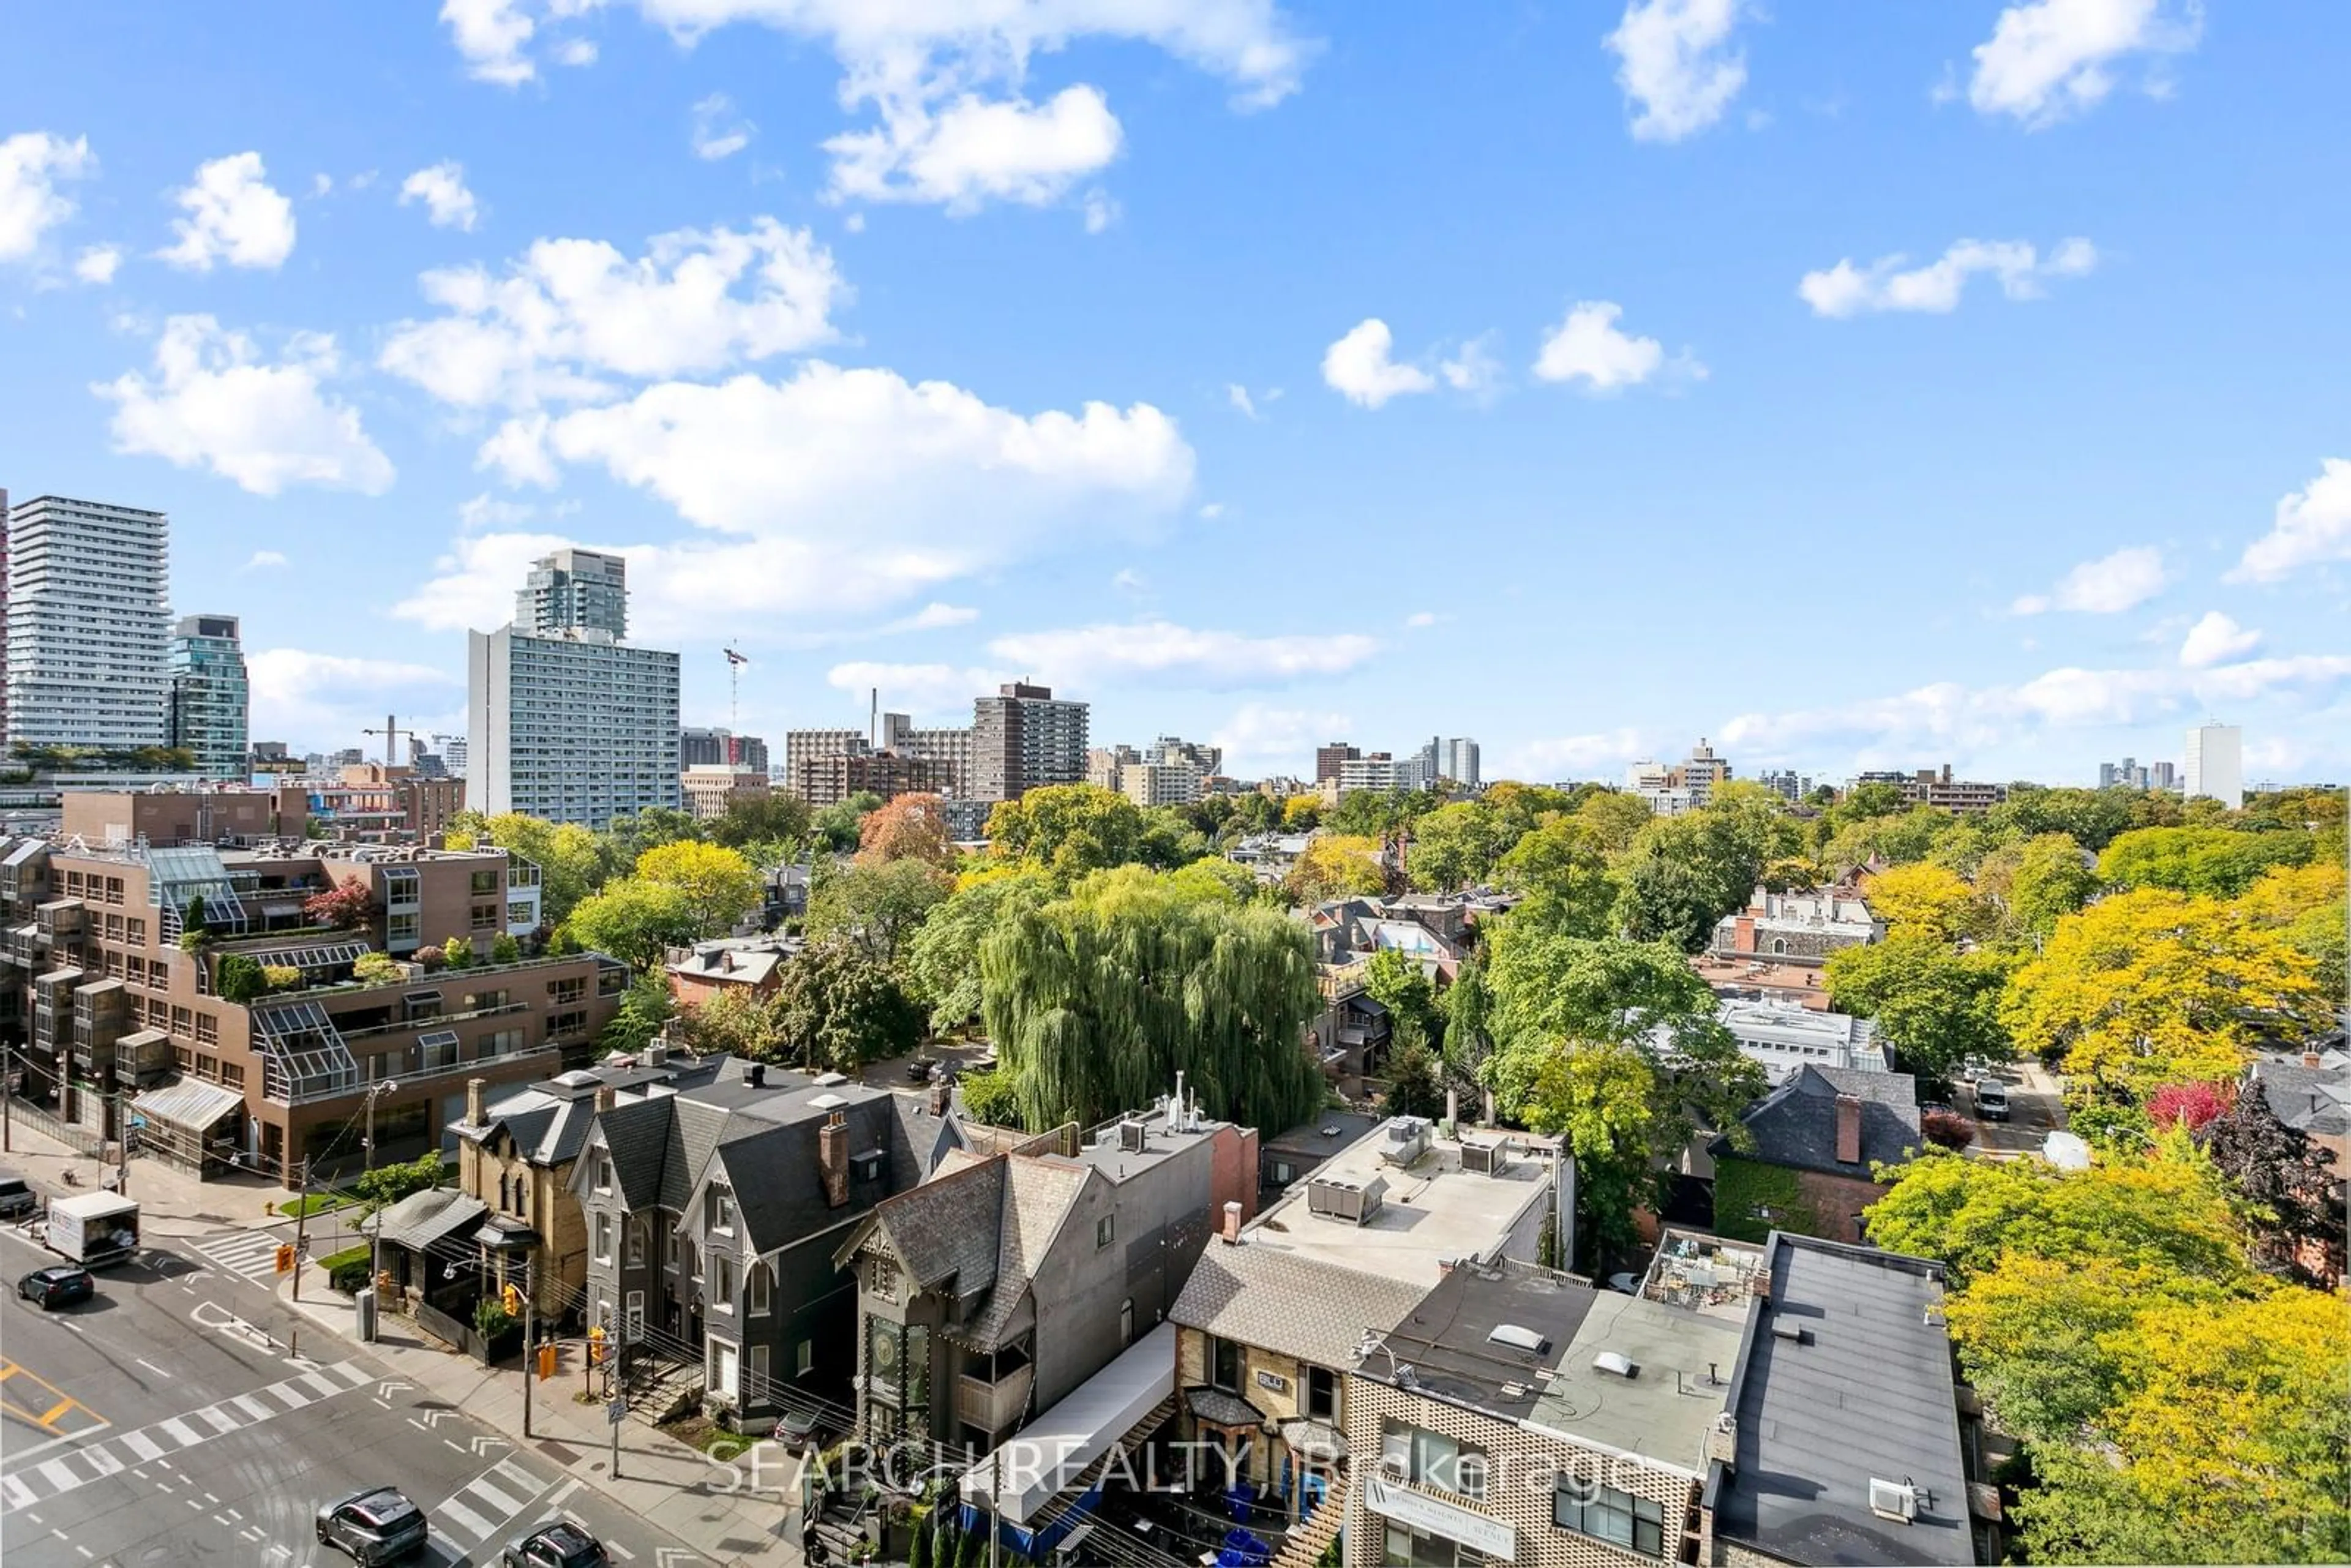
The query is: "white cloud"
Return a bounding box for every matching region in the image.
[1440,333,1503,398]
[242,549,290,571]
[824,661,1011,723]
[691,93,756,160]
[2010,544,2167,615]
[892,602,979,631]
[825,86,1124,213]
[93,315,395,497]
[1111,568,1148,595]
[1532,301,1679,391]
[249,649,462,751]
[1322,319,1435,409]
[0,132,94,261]
[457,492,542,531]
[402,362,1193,640]
[1082,187,1120,234]
[379,217,848,408]
[1403,611,1445,629]
[1605,0,1749,143]
[73,244,122,285]
[159,152,296,271]
[442,0,539,85]
[984,620,1378,690]
[1502,729,1649,781]
[1800,236,2096,317]
[1210,703,1354,779]
[1198,501,1227,520]
[2228,457,2351,583]
[312,173,335,197]
[399,161,481,231]
[1968,0,2201,128]
[1226,384,1259,419]
[556,37,598,67]
[2178,610,2260,669]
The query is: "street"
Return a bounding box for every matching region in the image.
[1965,1060,2064,1159]
[0,1220,711,1567]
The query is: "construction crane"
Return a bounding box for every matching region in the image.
[360,715,404,768]
[724,647,749,734]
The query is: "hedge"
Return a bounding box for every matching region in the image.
[319,1243,373,1294]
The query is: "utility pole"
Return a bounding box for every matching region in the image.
[292,1158,311,1302]
[2,1043,15,1154]
[114,1087,130,1198]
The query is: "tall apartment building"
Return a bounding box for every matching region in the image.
[1151,735,1223,776]
[468,554,681,829]
[1120,760,1201,808]
[1337,752,1418,795]
[681,765,770,821]
[1757,769,1812,803]
[793,751,955,809]
[4,494,171,751]
[1438,736,1480,788]
[1678,737,1731,806]
[168,615,250,779]
[681,727,770,772]
[1315,742,1359,784]
[1086,745,1141,790]
[2184,723,2243,805]
[0,485,9,747]
[516,547,628,638]
[969,683,1087,801]
[1856,765,2008,814]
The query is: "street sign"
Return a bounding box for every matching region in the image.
[606,1398,628,1427]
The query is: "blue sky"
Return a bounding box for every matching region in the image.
[4,0,2347,787]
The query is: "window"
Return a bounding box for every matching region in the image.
[749,1344,771,1400]
[707,1340,740,1403]
[471,903,500,931]
[499,1174,512,1212]
[1380,1422,1486,1501]
[625,1290,645,1343]
[1272,1160,1295,1185]
[593,1211,613,1264]
[1096,1213,1116,1250]
[707,1185,735,1234]
[222,1062,244,1090]
[548,977,585,1005]
[625,1220,645,1267]
[748,1261,771,1316]
[665,1228,680,1271]
[1209,1336,1242,1392]
[1553,1478,1665,1558]
[795,1340,814,1378]
[127,918,145,945]
[195,1012,217,1046]
[595,1154,613,1193]
[1382,1526,1482,1567]
[1305,1365,1338,1422]
[713,1254,736,1313]
[470,869,501,896]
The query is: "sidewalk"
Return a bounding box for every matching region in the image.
[1,1114,298,1238]
[276,1268,801,1567]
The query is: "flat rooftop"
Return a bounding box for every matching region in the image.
[1641,1230,1766,1326]
[1068,1106,1237,1184]
[1243,1117,1552,1286]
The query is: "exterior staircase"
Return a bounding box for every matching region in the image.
[1269,1469,1348,1568]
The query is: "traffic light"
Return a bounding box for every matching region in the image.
[274,1244,295,1275]
[588,1324,607,1365]
[501,1282,523,1317]
[538,1342,558,1381]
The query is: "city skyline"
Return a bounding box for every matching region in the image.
[2,5,2347,784]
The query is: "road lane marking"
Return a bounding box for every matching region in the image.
[193,1406,242,1435]
[0,1358,108,1437]
[134,1359,173,1379]
[155,1417,200,1447]
[293,1369,342,1398]
[122,1431,163,1462]
[228,1394,272,1422]
[0,1476,35,1510]
[35,1460,80,1493]
[436,1493,496,1541]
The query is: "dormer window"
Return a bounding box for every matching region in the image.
[594,1154,613,1194]
[707,1185,735,1234]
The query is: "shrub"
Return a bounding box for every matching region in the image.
[2149,1080,2233,1133]
[958,1068,1020,1128]
[304,880,378,930]
[442,936,473,969]
[490,932,522,965]
[353,951,405,986]
[214,953,268,1003]
[320,1244,372,1294]
[414,946,447,973]
[473,1297,517,1338]
[260,963,304,992]
[1921,1108,1977,1150]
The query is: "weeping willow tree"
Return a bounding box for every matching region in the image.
[978,866,1325,1133]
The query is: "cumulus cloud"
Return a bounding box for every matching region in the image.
[0,132,94,261]
[2010,544,2167,615]
[2178,610,2260,669]
[399,161,481,231]
[249,649,462,751]
[691,93,756,160]
[1501,729,1649,781]
[2228,457,2351,583]
[984,620,1378,690]
[399,362,1193,639]
[1532,302,1693,391]
[442,1,1313,214]
[1439,334,1503,399]
[73,243,122,284]
[1322,319,1435,409]
[159,152,296,271]
[1968,0,2201,127]
[93,315,395,497]
[1605,0,1749,143]
[823,661,1011,722]
[892,602,979,632]
[242,549,290,571]
[379,217,848,408]
[1800,236,2096,317]
[1210,703,1354,779]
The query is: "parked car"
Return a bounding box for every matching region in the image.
[1975,1080,2012,1122]
[502,1521,609,1568]
[17,1265,95,1309]
[315,1487,429,1564]
[0,1172,39,1221]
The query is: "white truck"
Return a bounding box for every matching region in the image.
[46,1191,141,1267]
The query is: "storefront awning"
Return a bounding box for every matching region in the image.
[962,1322,1176,1525]
[365,1188,488,1252]
[132,1077,246,1135]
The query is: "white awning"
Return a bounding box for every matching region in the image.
[961,1322,1176,1525]
[132,1078,247,1133]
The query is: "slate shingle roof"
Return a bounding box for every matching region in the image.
[1714,1065,1921,1177]
[1170,1241,1430,1372]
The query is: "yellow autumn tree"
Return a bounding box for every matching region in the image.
[632,839,762,936]
[1284,833,1387,905]
[2001,887,2328,1097]
[1862,861,1993,942]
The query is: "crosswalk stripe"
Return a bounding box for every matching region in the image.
[329,1360,372,1387]
[435,1493,496,1542]
[294,1370,342,1398]
[81,1446,125,1477]
[155,1417,201,1448]
[490,1459,539,1495]
[36,1458,80,1491]
[193,1405,244,1435]
[468,1473,529,1517]
[230,1394,274,1422]
[0,1472,35,1511]
[121,1431,165,1462]
[264,1380,312,1410]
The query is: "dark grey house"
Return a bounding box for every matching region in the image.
[571,1062,964,1431]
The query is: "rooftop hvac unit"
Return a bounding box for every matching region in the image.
[1380,1117,1431,1168]
[1869,1479,1919,1523]
[1307,1173,1387,1225]
[1119,1119,1149,1154]
[1460,1139,1510,1176]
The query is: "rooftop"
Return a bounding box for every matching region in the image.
[1066,1095,1240,1185]
[1169,1239,1431,1372]
[1640,1229,1768,1325]
[1243,1117,1552,1286]
[1714,1065,1922,1177]
[1711,1235,1975,1567]
[1690,954,1835,1011]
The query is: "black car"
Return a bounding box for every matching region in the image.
[17,1266,94,1309]
[315,1487,430,1564]
[503,1520,609,1568]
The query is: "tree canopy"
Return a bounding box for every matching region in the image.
[858,792,958,869]
[566,877,700,971]
[2097,825,2312,898]
[771,939,924,1072]
[804,856,951,966]
[634,839,763,936]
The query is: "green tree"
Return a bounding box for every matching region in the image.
[903,870,1055,1032]
[441,935,474,969]
[957,1068,1022,1127]
[489,932,522,965]
[1816,806,1957,874]
[2235,860,2349,997]
[2097,825,2312,898]
[1570,790,1654,857]
[1615,787,1799,951]
[1862,861,1994,942]
[983,784,1147,882]
[1985,785,2135,852]
[635,840,763,936]
[675,986,782,1059]
[1381,1028,1448,1122]
[1362,948,1441,1043]
[1283,833,1387,905]
[1518,1038,1660,1268]
[1477,926,1719,1114]
[772,940,923,1072]
[804,857,950,966]
[1824,936,2016,1085]
[1494,817,1616,939]
[1979,831,2099,940]
[811,791,885,853]
[444,812,615,926]
[708,792,812,853]
[353,951,405,986]
[567,878,700,971]
[600,970,675,1054]
[604,806,705,860]
[1407,801,1512,891]
[351,1150,444,1214]
[980,875,1323,1133]
[212,952,268,1003]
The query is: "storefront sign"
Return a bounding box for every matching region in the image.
[1254,1369,1288,1394]
[1362,1476,1517,1559]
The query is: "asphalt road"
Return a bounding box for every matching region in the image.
[1964,1067,2063,1158]
[0,1221,704,1567]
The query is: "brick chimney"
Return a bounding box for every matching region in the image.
[928,1076,952,1117]
[465,1076,486,1127]
[1220,1200,1243,1245]
[1834,1093,1862,1165]
[2304,1050,2324,1069]
[819,1111,850,1209]
[594,1083,616,1114]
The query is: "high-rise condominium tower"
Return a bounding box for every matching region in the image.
[5,494,170,751]
[168,615,250,779]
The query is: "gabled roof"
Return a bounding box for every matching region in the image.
[1714,1065,1921,1177]
[962,1159,1092,1351]
[855,1156,1008,1294]
[1170,1241,1428,1371]
[2251,1056,2351,1141]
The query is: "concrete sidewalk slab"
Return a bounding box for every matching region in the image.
[2,1115,299,1234]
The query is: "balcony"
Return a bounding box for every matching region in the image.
[956,1364,1035,1434]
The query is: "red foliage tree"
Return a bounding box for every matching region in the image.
[303,880,379,931]
[1921,1108,1977,1150]
[2148,1079,2234,1133]
[857,793,956,869]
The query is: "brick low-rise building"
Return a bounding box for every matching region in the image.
[1708,1066,1922,1245]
